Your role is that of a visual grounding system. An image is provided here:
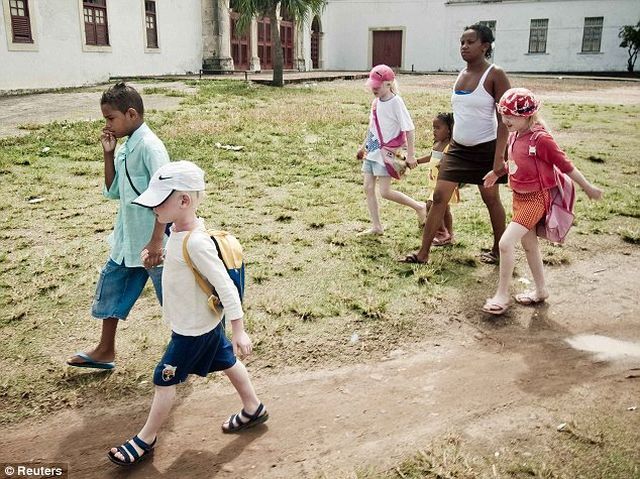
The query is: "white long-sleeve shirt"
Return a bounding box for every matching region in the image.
[162,219,244,336]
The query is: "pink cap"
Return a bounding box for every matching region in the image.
[366,64,395,88]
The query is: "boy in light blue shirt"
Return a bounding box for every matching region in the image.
[67,82,169,370]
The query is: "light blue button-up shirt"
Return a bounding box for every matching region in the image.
[103,123,170,267]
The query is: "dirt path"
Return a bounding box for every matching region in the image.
[2,76,639,139]
[2,250,639,478]
[0,81,194,138]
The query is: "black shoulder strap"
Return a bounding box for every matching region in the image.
[124,155,141,196]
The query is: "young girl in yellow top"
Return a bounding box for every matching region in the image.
[417,112,459,246]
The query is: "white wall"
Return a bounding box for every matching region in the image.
[320,0,441,71]
[443,0,640,72]
[321,0,640,73]
[0,0,202,92]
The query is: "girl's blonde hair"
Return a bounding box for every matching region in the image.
[527,112,549,132]
[385,79,399,95]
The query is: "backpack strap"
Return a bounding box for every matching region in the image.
[529,131,549,204]
[371,98,406,149]
[182,230,219,300]
[371,98,386,147]
[529,130,574,210]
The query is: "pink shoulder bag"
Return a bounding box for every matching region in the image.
[371,99,407,179]
[527,132,576,244]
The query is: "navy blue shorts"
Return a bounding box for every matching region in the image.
[153,322,237,386]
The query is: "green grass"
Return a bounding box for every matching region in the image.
[0,78,639,425]
[355,405,640,479]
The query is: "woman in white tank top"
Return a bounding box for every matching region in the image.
[402,24,511,265]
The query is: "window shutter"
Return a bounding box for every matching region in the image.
[96,23,108,45]
[85,23,97,44]
[11,15,32,42]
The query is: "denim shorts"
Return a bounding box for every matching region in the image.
[91,258,163,320]
[361,158,390,177]
[153,322,236,386]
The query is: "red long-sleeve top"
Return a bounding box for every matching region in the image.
[507,125,575,193]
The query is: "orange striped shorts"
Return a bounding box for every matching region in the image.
[511,189,550,230]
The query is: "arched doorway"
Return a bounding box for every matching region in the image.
[311,16,322,69]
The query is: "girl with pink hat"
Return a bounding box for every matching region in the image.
[355,64,425,236]
[481,88,603,314]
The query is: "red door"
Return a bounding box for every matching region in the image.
[230,13,249,70]
[257,17,272,70]
[372,30,402,68]
[280,20,293,69]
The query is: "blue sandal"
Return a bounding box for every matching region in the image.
[67,352,115,370]
[222,403,269,433]
[107,435,156,466]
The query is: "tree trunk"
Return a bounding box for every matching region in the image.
[269,6,284,87]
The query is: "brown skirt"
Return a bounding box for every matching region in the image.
[438,139,507,185]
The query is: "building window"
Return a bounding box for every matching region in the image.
[9,0,32,43]
[83,0,109,46]
[528,18,548,53]
[145,0,158,48]
[581,17,603,53]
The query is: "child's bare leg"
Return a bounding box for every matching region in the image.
[223,360,261,413]
[67,318,118,364]
[362,173,383,233]
[378,177,426,221]
[110,385,175,462]
[222,360,267,432]
[487,222,529,306]
[520,229,549,301]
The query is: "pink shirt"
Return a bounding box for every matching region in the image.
[507,125,574,193]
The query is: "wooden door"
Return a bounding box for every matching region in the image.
[257,17,272,70]
[230,12,249,70]
[372,30,402,68]
[280,20,293,69]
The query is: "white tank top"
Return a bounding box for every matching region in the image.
[451,64,498,146]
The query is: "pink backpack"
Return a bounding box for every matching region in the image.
[371,99,407,179]
[526,131,576,243]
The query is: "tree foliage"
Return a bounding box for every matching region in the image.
[618,21,640,73]
[232,0,326,86]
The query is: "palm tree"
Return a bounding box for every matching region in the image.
[231,0,325,86]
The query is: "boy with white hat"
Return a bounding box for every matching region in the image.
[107,161,268,466]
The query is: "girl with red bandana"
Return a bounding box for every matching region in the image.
[481,88,603,315]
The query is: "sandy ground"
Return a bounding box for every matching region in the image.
[2,250,639,478]
[1,77,639,478]
[1,75,639,139]
[0,81,195,138]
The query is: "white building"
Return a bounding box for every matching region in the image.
[1,0,638,92]
[319,0,640,72]
[0,0,203,91]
